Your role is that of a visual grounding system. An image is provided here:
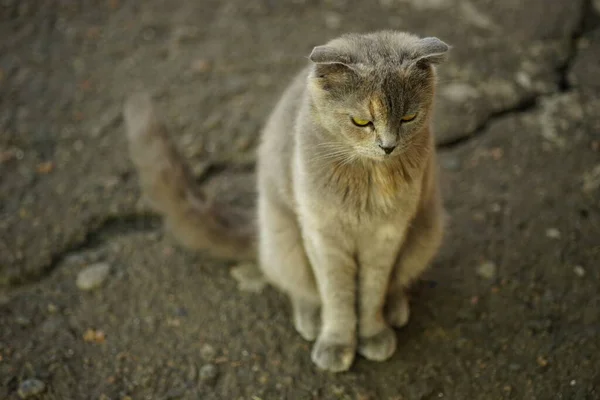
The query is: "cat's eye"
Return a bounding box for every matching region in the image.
[401,113,417,122]
[351,117,371,127]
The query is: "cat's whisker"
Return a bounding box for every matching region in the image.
[307,149,353,164]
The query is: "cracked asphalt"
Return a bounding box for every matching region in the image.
[1,0,599,399]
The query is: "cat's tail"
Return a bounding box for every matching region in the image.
[123,92,256,261]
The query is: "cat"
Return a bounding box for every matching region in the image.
[123,30,449,372]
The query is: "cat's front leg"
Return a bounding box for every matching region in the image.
[386,190,444,328]
[303,230,358,372]
[356,221,407,362]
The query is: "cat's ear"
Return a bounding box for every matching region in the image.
[309,45,353,65]
[309,45,357,91]
[414,37,450,66]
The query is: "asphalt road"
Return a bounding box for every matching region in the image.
[1,0,599,399]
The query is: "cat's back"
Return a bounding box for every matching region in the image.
[257,66,310,203]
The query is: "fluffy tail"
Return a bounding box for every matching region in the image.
[123,92,256,261]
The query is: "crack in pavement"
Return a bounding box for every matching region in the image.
[9,213,162,287]
[436,95,538,150]
[12,0,600,288]
[437,0,597,151]
[557,0,597,91]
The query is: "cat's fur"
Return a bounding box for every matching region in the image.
[124,30,448,372]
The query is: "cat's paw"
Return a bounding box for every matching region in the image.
[385,293,410,328]
[358,326,397,361]
[311,338,356,372]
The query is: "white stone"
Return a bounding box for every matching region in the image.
[476,261,497,280]
[76,262,111,291]
[545,228,561,239]
[573,265,586,278]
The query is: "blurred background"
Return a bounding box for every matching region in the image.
[1,0,599,399]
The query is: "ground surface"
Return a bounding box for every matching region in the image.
[1,0,599,399]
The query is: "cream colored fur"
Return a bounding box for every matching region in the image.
[124,30,449,372]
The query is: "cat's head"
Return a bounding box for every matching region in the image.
[307,31,449,160]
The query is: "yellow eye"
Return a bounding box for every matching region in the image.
[351,117,371,127]
[401,113,417,122]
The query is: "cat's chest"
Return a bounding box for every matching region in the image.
[326,161,422,215]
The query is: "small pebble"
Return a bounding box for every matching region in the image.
[76,262,110,291]
[574,265,586,277]
[200,343,216,361]
[36,161,54,174]
[476,261,497,280]
[199,364,218,385]
[83,328,106,343]
[516,71,532,88]
[545,228,561,239]
[18,379,46,398]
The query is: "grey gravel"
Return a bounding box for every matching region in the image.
[0,0,598,398]
[476,261,497,280]
[18,379,46,398]
[574,265,586,277]
[199,363,218,385]
[76,262,111,291]
[545,228,561,239]
[200,343,216,361]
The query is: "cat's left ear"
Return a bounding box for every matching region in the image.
[414,37,450,66]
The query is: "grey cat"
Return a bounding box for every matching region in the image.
[124,30,449,372]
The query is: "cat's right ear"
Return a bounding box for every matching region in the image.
[308,46,356,91]
[309,46,353,65]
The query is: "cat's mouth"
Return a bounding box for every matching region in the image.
[352,148,394,162]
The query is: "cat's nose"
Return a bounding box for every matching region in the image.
[379,145,396,155]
